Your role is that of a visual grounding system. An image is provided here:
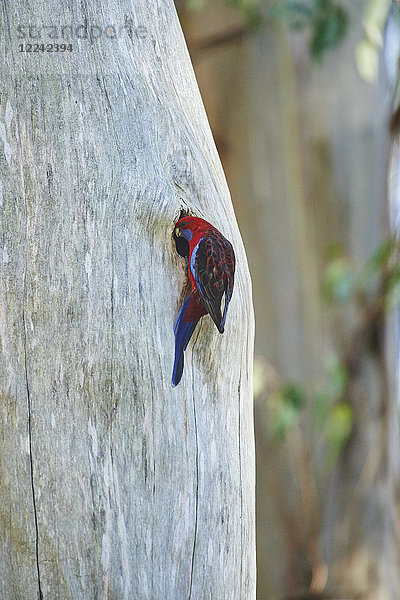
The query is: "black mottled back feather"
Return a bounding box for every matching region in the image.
[195,232,235,333]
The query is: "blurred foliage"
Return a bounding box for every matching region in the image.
[260,237,400,464]
[184,0,348,59]
[224,0,264,29]
[356,0,390,82]
[267,353,352,464]
[268,382,307,441]
[321,247,355,304]
[271,0,348,59]
[321,238,400,307]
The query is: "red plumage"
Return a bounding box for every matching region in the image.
[172,216,235,386]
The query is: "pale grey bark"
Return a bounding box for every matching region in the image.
[0,1,255,599]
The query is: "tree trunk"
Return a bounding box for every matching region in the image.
[0,2,255,599]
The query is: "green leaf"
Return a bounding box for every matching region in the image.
[385,268,400,312]
[242,5,263,29]
[268,382,306,441]
[272,405,297,440]
[310,4,347,60]
[360,239,396,286]
[282,382,306,409]
[387,265,400,290]
[223,0,263,29]
[367,238,395,270]
[325,402,353,460]
[322,256,355,304]
[268,395,299,441]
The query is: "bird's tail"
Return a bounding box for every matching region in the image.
[172,292,204,386]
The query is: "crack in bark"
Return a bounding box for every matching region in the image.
[188,362,199,600]
[22,310,43,600]
[11,5,43,593]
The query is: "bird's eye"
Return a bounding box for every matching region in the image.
[175,227,181,237]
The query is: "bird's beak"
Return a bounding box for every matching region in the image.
[174,227,181,237]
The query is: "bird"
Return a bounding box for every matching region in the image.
[172,216,235,386]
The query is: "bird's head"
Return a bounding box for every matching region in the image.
[174,218,194,241]
[174,216,210,241]
[174,216,212,259]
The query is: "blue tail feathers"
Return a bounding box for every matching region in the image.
[172,294,200,386]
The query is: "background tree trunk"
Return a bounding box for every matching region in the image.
[0,1,255,599]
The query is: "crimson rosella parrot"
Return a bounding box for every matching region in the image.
[172,216,235,386]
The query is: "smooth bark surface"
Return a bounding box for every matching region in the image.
[0,2,255,599]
